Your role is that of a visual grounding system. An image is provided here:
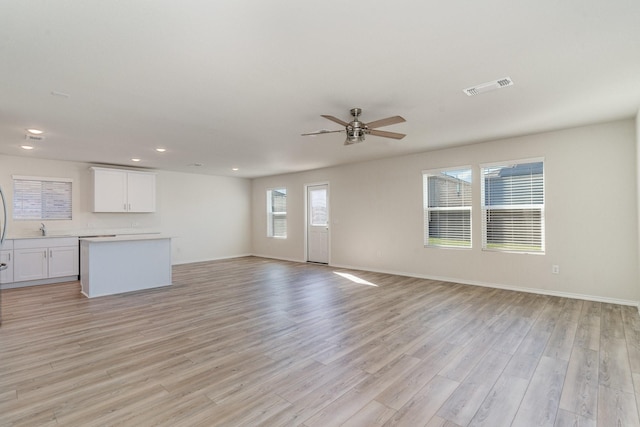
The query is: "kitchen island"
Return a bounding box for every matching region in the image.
[80,234,171,298]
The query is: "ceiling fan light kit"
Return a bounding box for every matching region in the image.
[303,107,406,145]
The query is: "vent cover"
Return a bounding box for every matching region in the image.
[463,77,513,96]
[25,134,45,141]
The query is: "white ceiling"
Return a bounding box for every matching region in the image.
[1,1,639,178]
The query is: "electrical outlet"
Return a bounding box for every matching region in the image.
[552,265,560,274]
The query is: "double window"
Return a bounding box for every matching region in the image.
[13,176,73,220]
[423,167,472,248]
[266,188,287,238]
[422,159,545,253]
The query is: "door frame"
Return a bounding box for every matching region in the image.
[304,182,330,264]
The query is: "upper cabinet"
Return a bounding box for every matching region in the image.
[91,167,156,213]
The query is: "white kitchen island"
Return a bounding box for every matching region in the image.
[80,234,172,298]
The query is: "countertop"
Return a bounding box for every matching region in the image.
[6,230,162,240]
[80,234,171,243]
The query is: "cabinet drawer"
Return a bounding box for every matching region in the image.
[14,237,78,249]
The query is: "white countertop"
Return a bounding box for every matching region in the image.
[6,235,79,240]
[6,230,162,240]
[80,234,171,243]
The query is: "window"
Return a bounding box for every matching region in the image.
[267,188,287,238]
[309,187,327,226]
[13,176,73,220]
[481,159,544,253]
[423,167,472,248]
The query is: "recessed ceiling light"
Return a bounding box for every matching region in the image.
[26,128,44,135]
[155,148,166,153]
[131,158,141,162]
[21,145,34,150]
[232,167,239,171]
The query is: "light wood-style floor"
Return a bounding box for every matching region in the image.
[1,257,639,426]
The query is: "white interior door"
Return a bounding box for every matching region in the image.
[307,184,329,264]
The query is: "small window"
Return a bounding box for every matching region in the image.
[267,188,287,238]
[481,159,544,253]
[309,187,328,226]
[13,176,73,220]
[423,167,472,248]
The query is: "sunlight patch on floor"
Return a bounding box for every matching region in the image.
[333,271,378,287]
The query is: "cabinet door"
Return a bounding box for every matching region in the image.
[93,168,127,212]
[48,246,79,278]
[127,172,156,212]
[13,248,48,282]
[0,250,13,284]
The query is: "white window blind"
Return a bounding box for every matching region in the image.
[267,188,287,238]
[423,168,472,248]
[481,160,544,253]
[13,176,73,220]
[309,187,328,226]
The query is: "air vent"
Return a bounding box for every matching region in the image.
[25,134,45,141]
[463,77,514,96]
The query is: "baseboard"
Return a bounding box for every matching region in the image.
[1,275,79,290]
[172,253,254,265]
[326,262,640,309]
[248,253,305,263]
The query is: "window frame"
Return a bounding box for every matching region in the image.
[422,166,473,249]
[266,187,287,239]
[12,175,73,221]
[480,158,545,254]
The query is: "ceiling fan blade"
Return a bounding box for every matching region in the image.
[369,129,406,140]
[301,129,344,136]
[321,115,349,127]
[366,115,406,129]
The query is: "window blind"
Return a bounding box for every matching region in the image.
[309,188,328,226]
[13,176,73,220]
[423,168,472,248]
[267,188,287,238]
[481,160,544,253]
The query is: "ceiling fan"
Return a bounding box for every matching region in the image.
[302,108,406,145]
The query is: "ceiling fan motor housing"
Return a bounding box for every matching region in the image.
[346,119,366,143]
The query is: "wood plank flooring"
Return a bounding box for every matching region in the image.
[1,256,639,426]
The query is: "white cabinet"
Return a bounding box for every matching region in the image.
[91,167,156,213]
[13,238,79,282]
[0,250,14,284]
[13,248,48,281]
[0,240,14,284]
[49,246,79,278]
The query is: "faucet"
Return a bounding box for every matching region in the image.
[40,223,47,236]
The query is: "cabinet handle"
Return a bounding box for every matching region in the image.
[124,203,127,211]
[44,250,47,258]
[128,203,131,211]
[50,249,53,258]
[8,253,10,261]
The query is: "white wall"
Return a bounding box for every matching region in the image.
[637,108,640,303]
[0,155,251,264]
[252,119,639,304]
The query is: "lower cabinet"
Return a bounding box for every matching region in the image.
[0,250,13,284]
[13,248,48,282]
[48,246,79,278]
[13,238,79,283]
